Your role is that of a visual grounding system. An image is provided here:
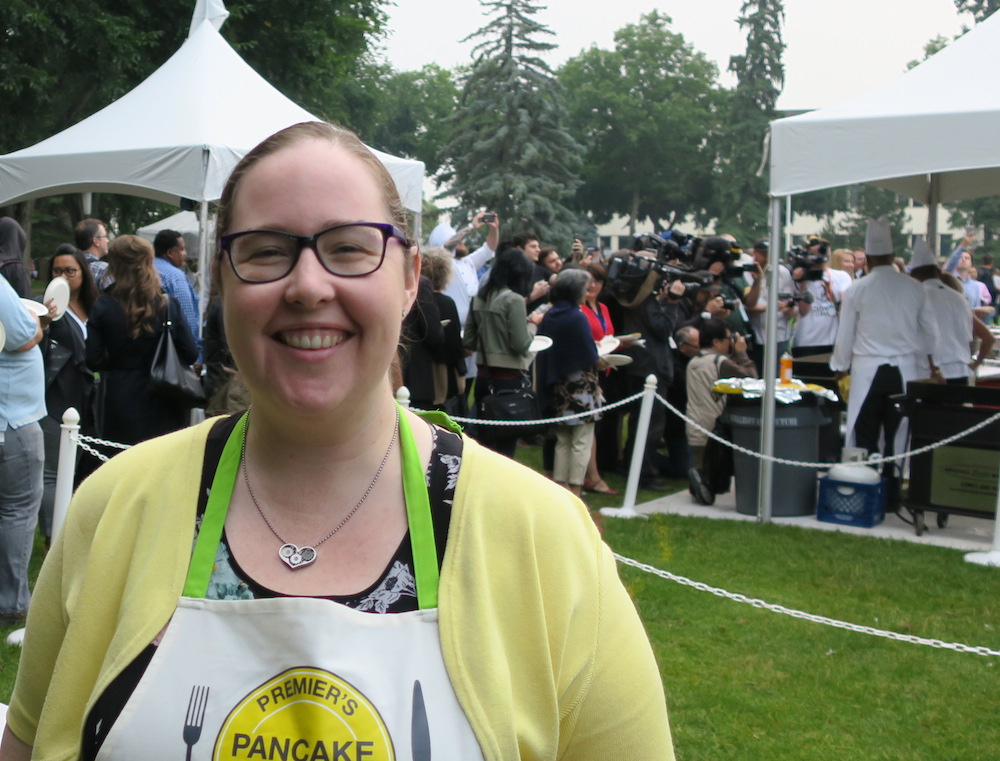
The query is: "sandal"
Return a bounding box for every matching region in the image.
[583,480,620,495]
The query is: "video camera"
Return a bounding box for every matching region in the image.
[777,291,815,307]
[606,248,714,304]
[692,236,756,281]
[787,237,830,282]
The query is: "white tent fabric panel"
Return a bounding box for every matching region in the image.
[0,21,424,212]
[770,11,1000,203]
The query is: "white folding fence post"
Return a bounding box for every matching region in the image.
[52,407,81,541]
[395,386,411,409]
[601,374,657,520]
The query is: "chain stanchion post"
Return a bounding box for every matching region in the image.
[52,407,81,541]
[964,463,1000,567]
[395,385,411,409]
[602,374,657,520]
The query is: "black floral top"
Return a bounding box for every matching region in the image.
[195,414,463,613]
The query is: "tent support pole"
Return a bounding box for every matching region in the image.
[757,196,784,523]
[198,199,209,322]
[784,195,792,253]
[82,192,92,216]
[198,146,211,323]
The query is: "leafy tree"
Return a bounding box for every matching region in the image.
[906,35,954,70]
[841,186,909,254]
[559,12,723,235]
[1,1,388,260]
[439,0,583,245]
[715,0,785,243]
[953,0,1000,22]
[364,63,459,175]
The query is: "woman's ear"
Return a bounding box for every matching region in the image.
[403,246,421,310]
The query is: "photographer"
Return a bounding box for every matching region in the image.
[743,239,801,375]
[685,318,758,505]
[606,248,684,489]
[788,236,849,357]
[691,236,756,342]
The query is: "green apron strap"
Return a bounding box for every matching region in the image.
[399,405,439,610]
[183,412,249,598]
[183,407,440,609]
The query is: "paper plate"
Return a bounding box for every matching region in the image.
[614,332,641,342]
[0,320,6,351]
[43,277,71,320]
[597,335,620,356]
[20,298,47,318]
[440,319,451,327]
[529,335,553,353]
[603,353,633,368]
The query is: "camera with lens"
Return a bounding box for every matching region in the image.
[606,249,713,304]
[691,236,753,282]
[787,244,828,282]
[777,291,815,307]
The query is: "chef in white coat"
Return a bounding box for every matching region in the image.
[830,218,938,461]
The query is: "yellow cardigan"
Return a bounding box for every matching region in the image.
[8,419,673,760]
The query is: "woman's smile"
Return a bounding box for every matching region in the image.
[277,328,349,350]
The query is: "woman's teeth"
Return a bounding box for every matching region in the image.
[281,333,344,350]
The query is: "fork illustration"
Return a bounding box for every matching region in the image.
[183,685,210,761]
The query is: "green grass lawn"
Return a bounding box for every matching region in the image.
[2,442,998,760]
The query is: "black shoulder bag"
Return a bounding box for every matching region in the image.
[149,295,206,407]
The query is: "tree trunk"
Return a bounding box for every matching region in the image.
[629,189,639,237]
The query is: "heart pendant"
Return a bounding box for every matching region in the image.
[278,543,317,570]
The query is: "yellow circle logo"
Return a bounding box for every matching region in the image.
[214,667,395,761]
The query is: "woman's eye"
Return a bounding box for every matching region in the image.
[247,246,291,261]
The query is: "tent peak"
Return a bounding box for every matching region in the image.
[189,0,229,37]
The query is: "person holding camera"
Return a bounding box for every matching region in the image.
[685,318,758,505]
[612,253,685,489]
[789,236,849,358]
[690,236,755,341]
[743,239,800,375]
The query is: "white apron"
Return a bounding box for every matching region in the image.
[844,354,921,457]
[95,409,484,761]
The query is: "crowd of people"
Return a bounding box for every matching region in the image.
[2,205,997,626]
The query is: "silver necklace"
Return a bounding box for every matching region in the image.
[240,407,400,570]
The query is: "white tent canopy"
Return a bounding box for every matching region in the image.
[0,19,424,212]
[757,14,1000,524]
[769,11,1000,205]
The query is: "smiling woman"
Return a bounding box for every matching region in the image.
[2,122,673,761]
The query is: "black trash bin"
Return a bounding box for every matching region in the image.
[721,394,828,517]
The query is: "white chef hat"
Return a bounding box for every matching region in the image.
[864,217,894,256]
[910,239,937,269]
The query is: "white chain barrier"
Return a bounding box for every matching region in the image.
[71,432,131,463]
[614,553,1000,658]
[655,390,1000,468]
[53,410,998,656]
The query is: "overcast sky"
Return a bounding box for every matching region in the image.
[379,0,969,110]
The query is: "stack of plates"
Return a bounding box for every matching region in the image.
[597,335,620,356]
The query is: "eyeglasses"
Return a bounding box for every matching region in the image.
[220,222,409,283]
[52,267,80,277]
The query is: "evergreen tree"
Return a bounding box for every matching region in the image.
[438,0,582,244]
[715,0,785,243]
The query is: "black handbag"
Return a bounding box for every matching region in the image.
[149,296,206,407]
[478,371,546,438]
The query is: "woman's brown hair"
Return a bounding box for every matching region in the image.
[106,235,164,339]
